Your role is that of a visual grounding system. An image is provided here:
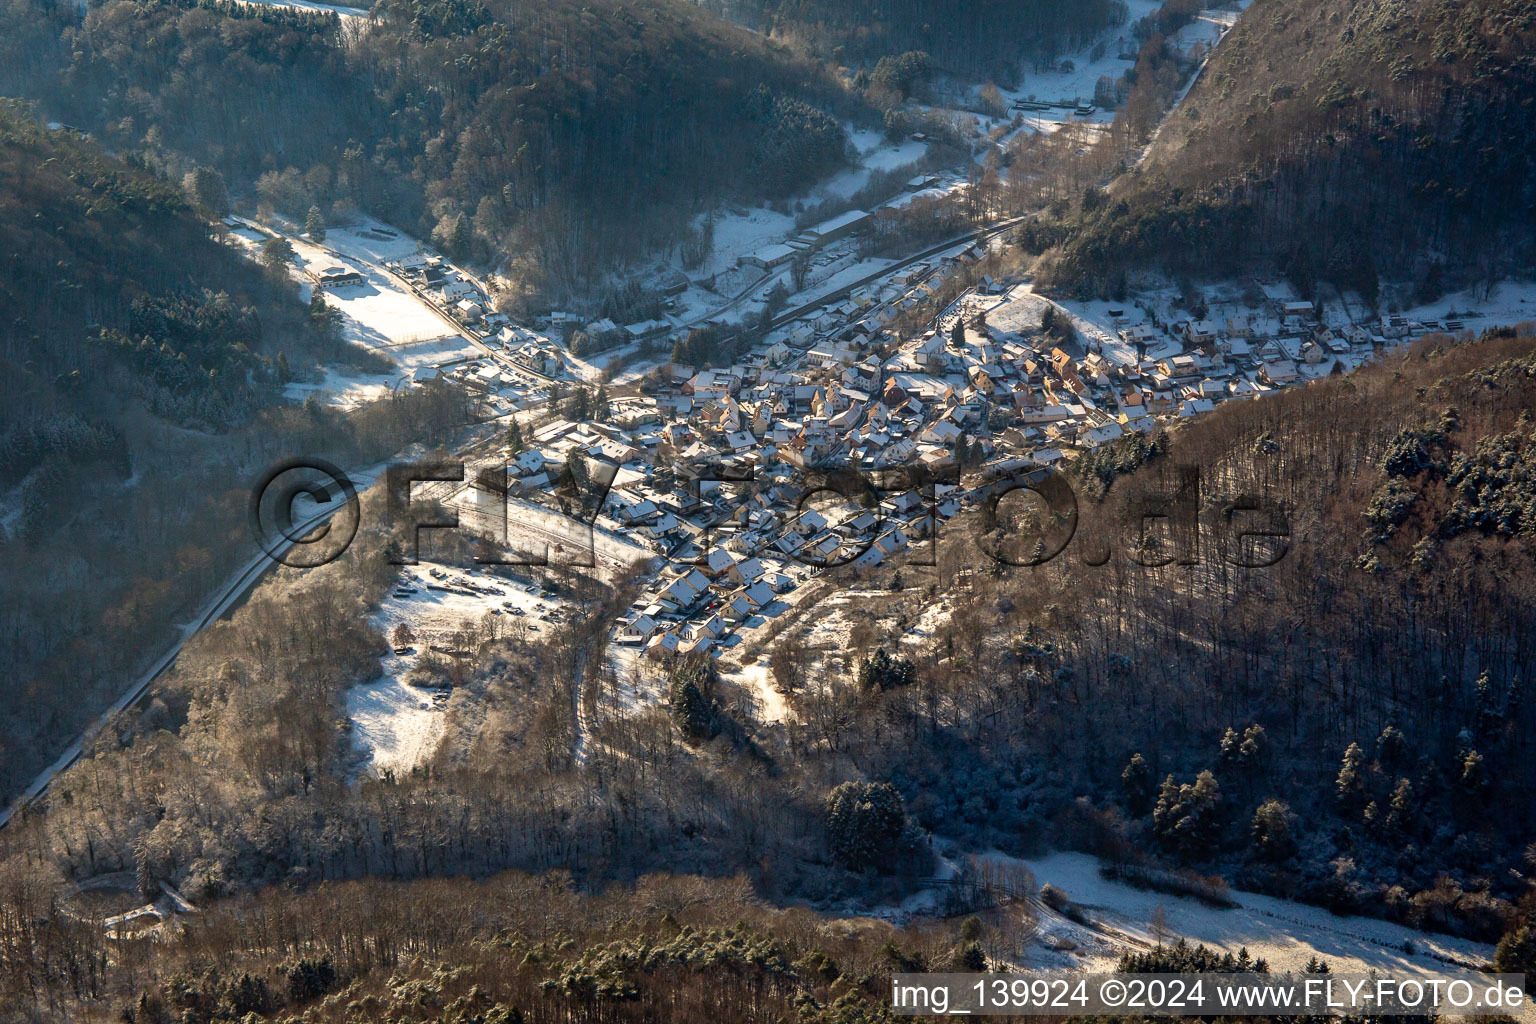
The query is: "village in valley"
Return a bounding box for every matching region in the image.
[204,0,1536,773]
[474,271,1498,660]
[9,0,1536,1000]
[238,183,1536,771]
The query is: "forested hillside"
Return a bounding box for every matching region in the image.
[0,100,349,522]
[0,0,855,298]
[0,867,1031,1023]
[0,105,468,803]
[6,321,1535,984]
[857,326,1536,935]
[689,0,1128,82]
[1044,0,1536,301]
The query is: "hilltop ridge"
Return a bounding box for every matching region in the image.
[1044,0,1536,300]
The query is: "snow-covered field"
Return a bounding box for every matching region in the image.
[655,118,938,329]
[991,0,1164,129]
[1007,850,1496,977]
[717,658,791,724]
[978,0,1250,144]
[1403,279,1536,329]
[346,671,446,777]
[693,207,798,280]
[897,599,953,647]
[983,284,1179,367]
[288,241,461,351]
[345,563,575,776]
[861,845,1501,990]
[811,129,931,204]
[227,219,481,407]
[238,0,369,21]
[324,215,428,265]
[282,366,394,407]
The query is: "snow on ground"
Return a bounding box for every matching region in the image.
[798,597,857,650]
[384,563,563,632]
[811,130,930,204]
[290,241,461,351]
[672,0,1216,285]
[1026,273,1536,376]
[696,206,798,279]
[324,214,427,265]
[278,323,480,408]
[984,285,1052,334]
[856,841,1500,983]
[1055,294,1181,365]
[609,354,668,386]
[601,639,682,727]
[715,596,793,645]
[561,341,638,383]
[804,256,901,305]
[898,599,952,646]
[1170,9,1239,53]
[237,0,369,20]
[1402,279,1536,330]
[449,489,648,572]
[561,335,670,388]
[718,658,791,724]
[677,126,932,291]
[982,285,1170,367]
[346,670,446,777]
[282,366,393,408]
[509,493,649,569]
[606,643,645,689]
[994,0,1163,124]
[985,0,1247,141]
[347,564,575,776]
[984,850,1495,976]
[228,220,482,405]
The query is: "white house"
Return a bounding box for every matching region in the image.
[514,449,546,476]
[618,615,660,644]
[646,630,682,658]
[1083,421,1124,445]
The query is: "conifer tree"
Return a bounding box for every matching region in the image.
[824,780,906,871]
[305,204,326,241]
[1335,742,1365,806]
[1121,753,1154,816]
[1377,724,1408,772]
